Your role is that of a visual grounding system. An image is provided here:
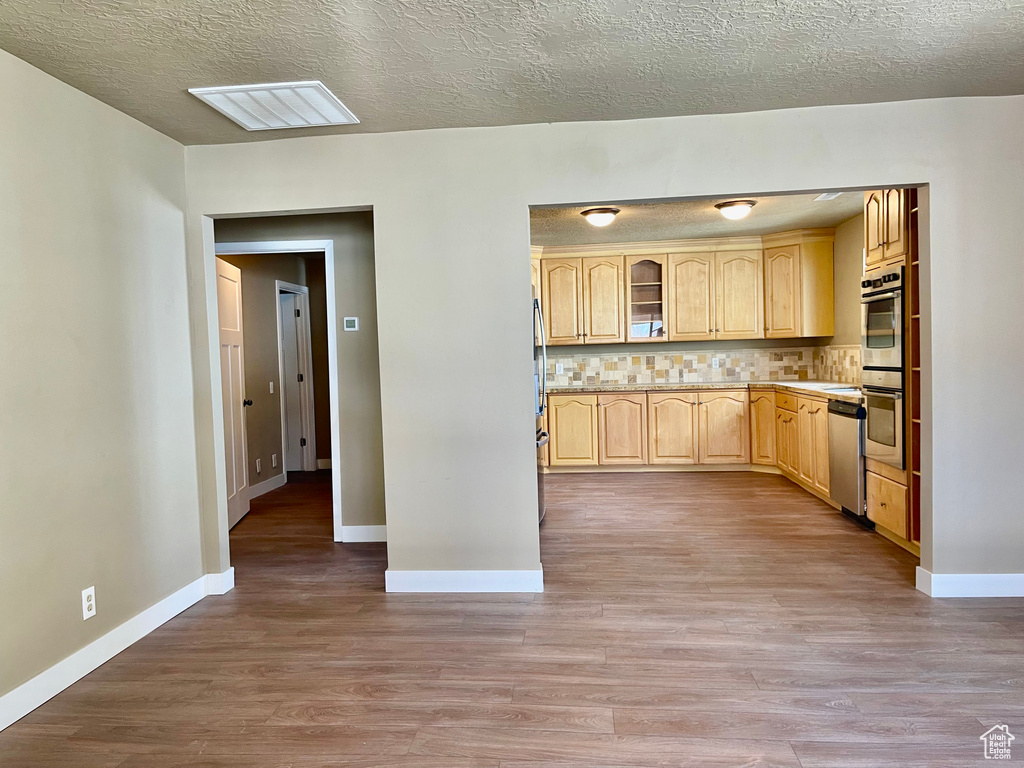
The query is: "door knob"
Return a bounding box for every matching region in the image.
[243,399,253,407]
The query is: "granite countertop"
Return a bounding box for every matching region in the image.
[546,380,862,403]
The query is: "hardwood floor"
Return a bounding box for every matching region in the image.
[3,470,1023,767]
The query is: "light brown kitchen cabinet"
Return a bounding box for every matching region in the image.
[864,189,909,269]
[749,390,776,466]
[598,393,647,464]
[667,252,715,341]
[716,250,764,339]
[541,258,583,345]
[542,256,625,345]
[625,255,667,342]
[698,390,750,464]
[764,245,801,338]
[583,256,626,344]
[797,397,830,495]
[647,392,699,464]
[775,407,796,474]
[866,470,908,537]
[547,394,598,466]
[884,188,909,262]
[762,230,835,338]
[864,190,885,266]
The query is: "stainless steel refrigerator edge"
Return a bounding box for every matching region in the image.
[534,294,548,523]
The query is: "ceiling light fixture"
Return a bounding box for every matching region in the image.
[715,200,756,220]
[188,80,359,131]
[815,192,843,201]
[581,207,620,227]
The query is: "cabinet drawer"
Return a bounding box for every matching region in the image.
[776,392,798,412]
[866,471,908,538]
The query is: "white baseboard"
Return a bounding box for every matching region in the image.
[341,525,387,543]
[385,568,544,593]
[917,567,1024,597]
[0,569,236,732]
[248,473,286,500]
[204,567,235,595]
[317,459,331,470]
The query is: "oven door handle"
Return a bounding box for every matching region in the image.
[863,388,903,400]
[861,291,900,303]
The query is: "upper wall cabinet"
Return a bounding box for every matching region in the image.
[542,256,625,345]
[667,252,715,341]
[541,258,583,345]
[667,250,763,341]
[864,189,909,269]
[583,257,626,344]
[537,230,832,345]
[762,230,835,339]
[716,250,764,340]
[626,255,667,342]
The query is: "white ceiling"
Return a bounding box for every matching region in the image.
[2,0,1023,145]
[530,193,865,246]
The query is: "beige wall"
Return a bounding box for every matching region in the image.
[833,213,865,346]
[215,213,385,527]
[0,49,199,695]
[186,95,1024,579]
[216,252,326,485]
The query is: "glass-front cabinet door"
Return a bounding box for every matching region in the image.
[626,255,667,342]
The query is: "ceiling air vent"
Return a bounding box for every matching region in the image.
[188,81,359,131]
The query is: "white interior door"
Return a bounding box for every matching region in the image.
[280,292,304,472]
[217,258,250,528]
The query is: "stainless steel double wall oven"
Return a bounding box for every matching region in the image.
[861,268,905,469]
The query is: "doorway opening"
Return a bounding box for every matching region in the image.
[530,187,929,583]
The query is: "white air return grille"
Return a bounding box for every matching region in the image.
[188,81,359,131]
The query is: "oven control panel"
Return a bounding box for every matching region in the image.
[861,268,903,296]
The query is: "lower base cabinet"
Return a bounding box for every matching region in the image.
[597,394,647,464]
[750,390,776,465]
[776,406,798,475]
[548,394,599,466]
[866,470,908,538]
[648,392,698,464]
[698,390,750,464]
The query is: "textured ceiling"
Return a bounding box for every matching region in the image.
[530,193,864,246]
[2,0,1023,144]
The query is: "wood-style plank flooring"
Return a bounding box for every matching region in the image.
[3,470,1023,767]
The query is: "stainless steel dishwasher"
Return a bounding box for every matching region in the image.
[827,400,873,528]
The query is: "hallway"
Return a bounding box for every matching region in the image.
[2,472,1022,766]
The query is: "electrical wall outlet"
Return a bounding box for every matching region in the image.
[269,381,274,394]
[256,458,262,474]
[556,363,564,374]
[82,586,96,620]
[272,454,277,468]
[712,358,720,369]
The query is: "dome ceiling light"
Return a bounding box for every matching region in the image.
[715,200,757,220]
[581,207,620,227]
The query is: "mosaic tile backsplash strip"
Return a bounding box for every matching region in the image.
[546,347,819,387]
[814,345,862,385]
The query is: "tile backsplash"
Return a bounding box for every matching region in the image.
[546,347,818,387]
[814,345,862,385]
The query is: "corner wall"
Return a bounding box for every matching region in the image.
[185,95,1024,585]
[0,49,200,698]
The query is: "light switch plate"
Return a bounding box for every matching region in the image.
[343,317,359,332]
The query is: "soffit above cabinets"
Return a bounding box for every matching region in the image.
[2,0,1023,143]
[531,194,863,247]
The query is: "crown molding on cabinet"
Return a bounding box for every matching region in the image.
[531,229,834,260]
